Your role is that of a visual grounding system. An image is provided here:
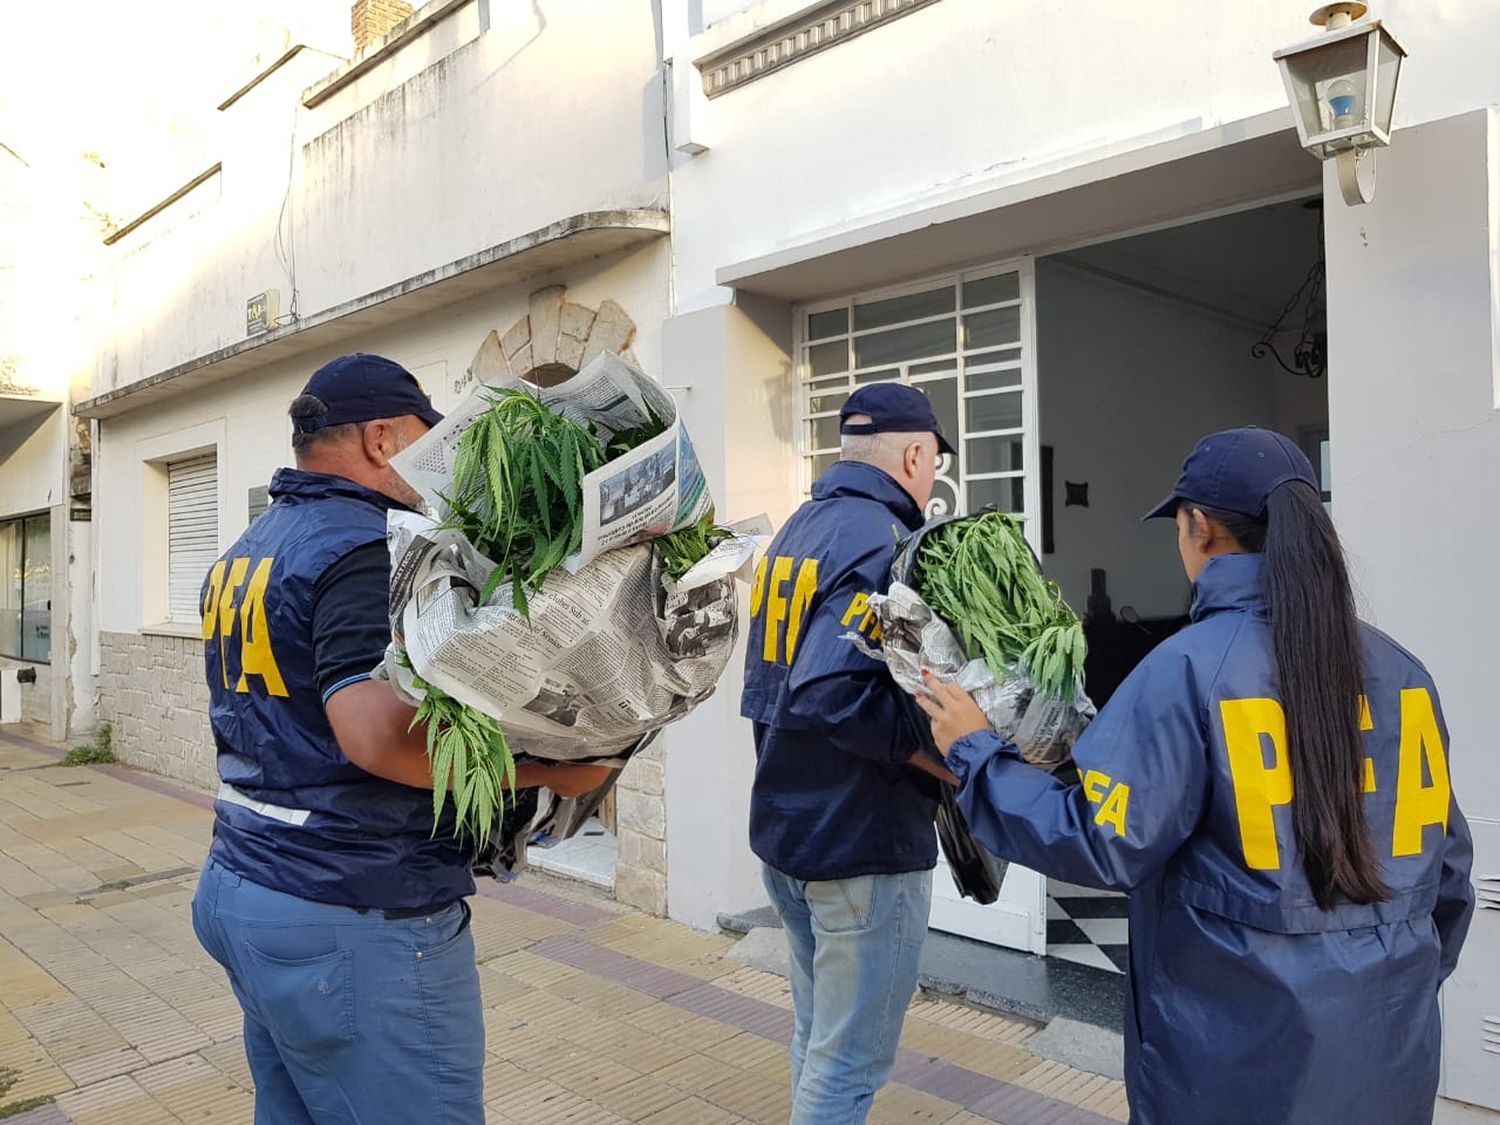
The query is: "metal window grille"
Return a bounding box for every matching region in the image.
[794,259,1040,538]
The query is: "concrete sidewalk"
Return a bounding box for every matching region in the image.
[0,728,1128,1124]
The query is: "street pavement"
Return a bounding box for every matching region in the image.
[0,727,1127,1124]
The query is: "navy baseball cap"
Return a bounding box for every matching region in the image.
[1144,427,1320,521]
[292,354,442,433]
[839,383,957,455]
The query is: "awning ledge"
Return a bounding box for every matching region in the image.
[718,111,1317,302]
[78,209,670,420]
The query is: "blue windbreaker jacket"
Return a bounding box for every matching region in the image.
[203,469,473,910]
[949,552,1474,1125]
[742,461,939,881]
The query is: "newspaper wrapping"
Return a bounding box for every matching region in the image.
[383,352,763,765]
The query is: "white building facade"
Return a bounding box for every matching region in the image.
[653,0,1500,1117]
[0,94,102,739]
[65,0,1500,1116]
[75,0,675,912]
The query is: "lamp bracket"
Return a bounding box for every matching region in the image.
[1336,147,1376,205]
[1311,2,1368,27]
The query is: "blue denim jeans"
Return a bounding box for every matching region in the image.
[191,858,485,1124]
[762,864,933,1125]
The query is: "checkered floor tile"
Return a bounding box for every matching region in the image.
[1047,880,1129,974]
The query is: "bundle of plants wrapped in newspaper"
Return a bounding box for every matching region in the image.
[857,509,1095,771]
[382,353,763,843]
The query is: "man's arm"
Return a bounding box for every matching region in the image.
[325,682,611,796]
[781,546,921,764]
[313,542,610,798]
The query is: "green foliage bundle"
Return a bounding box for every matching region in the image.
[912,512,1086,700]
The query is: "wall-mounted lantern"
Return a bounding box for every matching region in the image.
[1273,3,1406,205]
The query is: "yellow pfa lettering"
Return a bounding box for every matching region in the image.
[754,555,825,665]
[1220,689,1451,869]
[1221,698,1294,870]
[201,561,226,641]
[1080,769,1129,839]
[754,552,881,665]
[840,593,870,628]
[836,591,883,644]
[1095,784,1130,838]
[783,559,819,664]
[206,556,288,698]
[217,557,251,690]
[235,558,288,697]
[1392,688,1450,857]
[1359,694,1377,793]
[760,555,794,664]
[749,557,768,619]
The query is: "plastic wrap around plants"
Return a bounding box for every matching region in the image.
[847,511,1096,903]
[881,512,1095,769]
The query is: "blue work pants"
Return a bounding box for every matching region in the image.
[762,864,932,1125]
[191,858,484,1124]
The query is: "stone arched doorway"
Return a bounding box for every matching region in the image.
[470,285,640,389]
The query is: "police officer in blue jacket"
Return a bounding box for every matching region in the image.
[190,355,609,1124]
[918,427,1475,1125]
[743,383,959,1125]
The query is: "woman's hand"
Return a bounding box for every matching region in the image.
[914,673,990,757]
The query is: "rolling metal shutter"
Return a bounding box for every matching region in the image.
[167,453,218,624]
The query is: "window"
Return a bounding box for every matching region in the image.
[167,453,219,625]
[0,513,50,663]
[247,485,270,525]
[1300,426,1332,506]
[797,263,1034,519]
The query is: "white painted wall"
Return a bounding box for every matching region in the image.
[95,241,669,635]
[0,413,65,518]
[700,0,764,26]
[1,29,118,738]
[1036,257,1328,621]
[662,296,797,928]
[67,518,96,737]
[667,0,1500,311]
[100,0,669,394]
[1324,109,1500,1115]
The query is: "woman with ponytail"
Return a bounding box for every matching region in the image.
[917,428,1474,1125]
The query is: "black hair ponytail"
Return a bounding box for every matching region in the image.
[1195,483,1390,910]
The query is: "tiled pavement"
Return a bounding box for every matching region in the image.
[0,727,1128,1124]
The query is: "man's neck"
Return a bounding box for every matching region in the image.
[296,458,386,498]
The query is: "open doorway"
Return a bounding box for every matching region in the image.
[1033,195,1329,972]
[788,194,1329,963]
[530,791,619,889]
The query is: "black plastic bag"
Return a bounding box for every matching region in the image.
[897,687,1008,905]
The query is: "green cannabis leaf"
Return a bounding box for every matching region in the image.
[655,509,736,583]
[912,512,1087,701]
